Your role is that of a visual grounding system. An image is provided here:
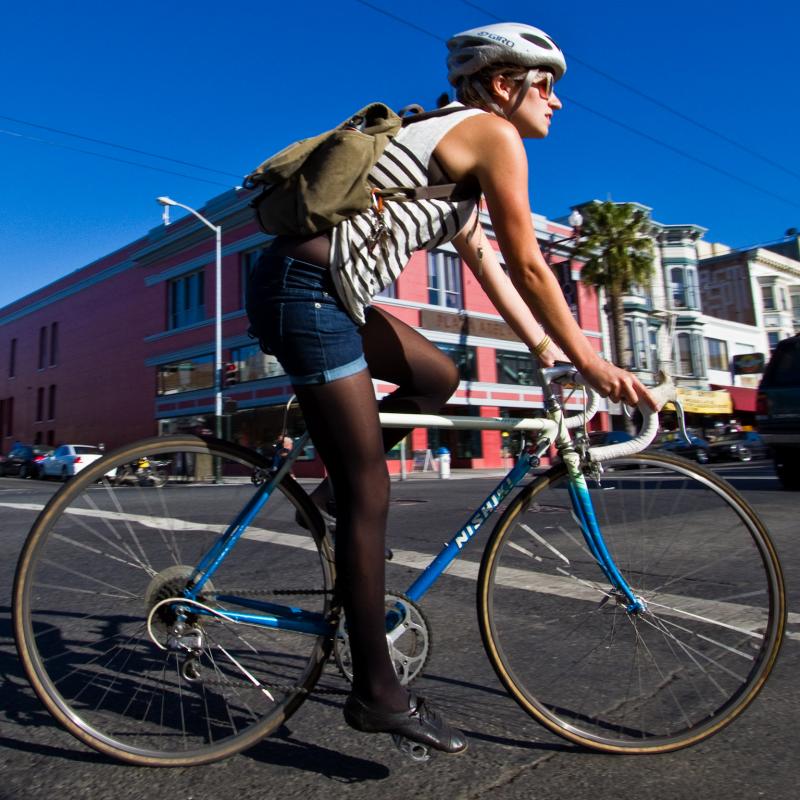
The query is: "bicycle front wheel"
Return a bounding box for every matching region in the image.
[478,451,785,753]
[13,435,336,766]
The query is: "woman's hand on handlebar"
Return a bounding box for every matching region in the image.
[538,339,569,368]
[580,356,657,411]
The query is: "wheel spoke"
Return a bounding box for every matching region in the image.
[480,452,784,752]
[14,438,335,765]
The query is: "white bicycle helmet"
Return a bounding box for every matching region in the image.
[447,22,567,86]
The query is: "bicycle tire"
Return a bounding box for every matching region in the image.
[477,451,785,754]
[13,435,336,767]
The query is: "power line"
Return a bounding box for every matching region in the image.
[355,0,799,208]
[562,100,800,209]
[458,0,800,182]
[0,128,232,188]
[0,113,241,179]
[355,0,444,42]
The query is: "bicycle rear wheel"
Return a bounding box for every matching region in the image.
[13,435,336,766]
[478,451,785,753]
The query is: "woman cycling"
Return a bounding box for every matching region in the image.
[246,21,654,756]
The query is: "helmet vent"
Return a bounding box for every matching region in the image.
[520,33,554,50]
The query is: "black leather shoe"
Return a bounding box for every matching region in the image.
[343,693,467,755]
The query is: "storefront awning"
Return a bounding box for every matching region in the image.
[710,384,758,413]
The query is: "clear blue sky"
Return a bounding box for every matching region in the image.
[2,0,798,310]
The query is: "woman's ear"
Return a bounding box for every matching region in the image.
[489,73,514,102]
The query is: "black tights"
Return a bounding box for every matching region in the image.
[294,307,458,711]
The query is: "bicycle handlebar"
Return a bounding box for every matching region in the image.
[587,371,678,463]
[378,365,679,462]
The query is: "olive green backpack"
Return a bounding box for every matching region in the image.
[244,102,467,237]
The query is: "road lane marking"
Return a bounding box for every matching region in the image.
[3,501,797,641]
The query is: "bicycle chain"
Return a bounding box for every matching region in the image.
[206,588,333,598]
[193,586,345,694]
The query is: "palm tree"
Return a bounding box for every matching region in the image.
[571,201,655,370]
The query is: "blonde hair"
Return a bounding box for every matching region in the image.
[455,63,530,111]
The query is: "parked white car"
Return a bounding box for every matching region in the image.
[40,444,114,480]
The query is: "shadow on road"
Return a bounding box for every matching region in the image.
[0,607,110,764]
[1,605,388,779]
[244,728,390,782]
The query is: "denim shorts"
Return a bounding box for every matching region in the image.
[245,249,368,385]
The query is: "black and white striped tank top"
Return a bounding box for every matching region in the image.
[329,102,485,324]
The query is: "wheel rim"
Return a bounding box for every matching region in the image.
[14,437,335,764]
[480,453,784,752]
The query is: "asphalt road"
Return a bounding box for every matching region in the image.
[0,460,797,800]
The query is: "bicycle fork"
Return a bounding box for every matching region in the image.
[565,473,644,613]
[541,379,644,614]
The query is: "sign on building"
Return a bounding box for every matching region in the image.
[732,352,765,375]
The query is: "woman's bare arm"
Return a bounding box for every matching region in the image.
[452,216,568,367]
[436,114,655,408]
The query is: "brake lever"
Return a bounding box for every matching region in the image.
[674,398,691,445]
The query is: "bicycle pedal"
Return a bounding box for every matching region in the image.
[391,734,430,762]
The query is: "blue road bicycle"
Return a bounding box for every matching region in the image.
[13,366,785,765]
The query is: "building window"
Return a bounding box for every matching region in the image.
[706,338,729,371]
[791,290,800,326]
[168,270,206,330]
[240,248,267,308]
[38,326,48,369]
[496,350,537,385]
[49,322,59,366]
[48,385,56,420]
[670,267,686,308]
[230,343,286,382]
[377,281,397,299]
[47,430,55,446]
[635,320,649,370]
[427,407,483,460]
[686,269,700,310]
[9,338,16,378]
[157,354,214,395]
[36,387,44,422]
[676,333,694,375]
[760,284,775,311]
[671,267,700,310]
[436,342,476,381]
[427,251,462,309]
[622,321,635,369]
[767,331,781,352]
[649,328,659,371]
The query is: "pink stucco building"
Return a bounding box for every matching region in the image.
[0,190,607,475]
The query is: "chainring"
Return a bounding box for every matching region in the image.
[333,591,431,686]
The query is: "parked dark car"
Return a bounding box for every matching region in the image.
[708,431,768,463]
[0,444,53,478]
[573,430,645,470]
[587,430,635,447]
[757,334,800,489]
[654,431,710,464]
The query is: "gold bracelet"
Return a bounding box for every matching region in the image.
[532,335,551,359]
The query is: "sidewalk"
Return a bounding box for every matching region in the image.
[296,465,540,486]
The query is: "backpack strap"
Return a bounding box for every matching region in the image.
[400,105,470,126]
[377,105,476,202]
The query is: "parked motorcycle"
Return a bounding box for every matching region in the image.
[113,456,170,487]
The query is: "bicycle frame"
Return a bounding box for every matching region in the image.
[178,365,645,636]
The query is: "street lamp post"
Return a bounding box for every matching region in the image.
[156,197,223,443]
[543,208,584,262]
[544,209,583,319]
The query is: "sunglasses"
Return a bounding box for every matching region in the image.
[531,71,555,99]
